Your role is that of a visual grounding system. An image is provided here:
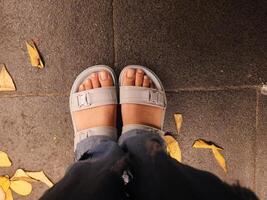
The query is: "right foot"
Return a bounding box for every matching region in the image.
[73,70,117,132]
[121,68,164,129]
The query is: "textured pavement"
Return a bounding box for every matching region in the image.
[0,0,266,199]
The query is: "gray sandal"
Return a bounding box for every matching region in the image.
[119,65,167,134]
[70,65,118,152]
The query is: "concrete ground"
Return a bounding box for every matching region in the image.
[0,0,266,199]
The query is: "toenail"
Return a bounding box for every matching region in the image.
[79,84,84,90]
[137,69,144,74]
[100,71,108,81]
[144,76,149,79]
[126,69,135,78]
[91,73,97,78]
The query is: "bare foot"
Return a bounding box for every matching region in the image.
[73,70,116,132]
[121,68,164,129]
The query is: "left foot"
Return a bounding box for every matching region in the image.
[121,68,164,129]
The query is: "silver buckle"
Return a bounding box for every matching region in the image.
[149,90,164,106]
[149,90,159,104]
[77,93,91,107]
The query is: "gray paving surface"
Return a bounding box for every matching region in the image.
[164,90,257,189]
[0,96,73,200]
[255,94,267,199]
[0,0,266,199]
[113,0,267,89]
[0,0,114,93]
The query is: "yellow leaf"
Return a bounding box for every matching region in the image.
[10,169,36,182]
[0,65,16,92]
[11,169,53,188]
[26,171,53,188]
[174,113,183,134]
[193,139,212,149]
[192,139,223,150]
[26,40,44,68]
[10,180,32,196]
[5,189,13,200]
[0,187,5,200]
[193,139,226,173]
[164,135,182,162]
[11,169,28,179]
[212,148,227,173]
[0,176,10,192]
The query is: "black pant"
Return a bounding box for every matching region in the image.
[40,130,253,200]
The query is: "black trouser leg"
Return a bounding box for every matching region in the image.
[119,130,240,200]
[40,139,128,200]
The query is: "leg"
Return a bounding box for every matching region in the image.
[41,67,127,200]
[41,136,128,200]
[119,130,241,200]
[119,67,256,200]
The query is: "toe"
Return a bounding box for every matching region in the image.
[83,79,93,90]
[123,68,136,86]
[78,84,85,92]
[135,69,144,86]
[90,73,101,88]
[143,75,150,87]
[99,70,113,87]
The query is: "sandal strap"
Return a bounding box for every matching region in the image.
[120,86,166,108]
[74,126,117,151]
[70,86,117,112]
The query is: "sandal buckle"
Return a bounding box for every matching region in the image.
[149,90,159,104]
[149,90,164,106]
[77,93,91,107]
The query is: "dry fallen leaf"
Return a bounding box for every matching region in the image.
[164,135,182,162]
[193,139,227,173]
[0,176,10,192]
[212,148,227,173]
[0,151,12,167]
[193,139,223,150]
[11,169,36,182]
[0,65,16,92]
[11,169,28,180]
[11,169,53,187]
[174,113,183,134]
[0,152,53,198]
[26,171,53,188]
[26,40,44,68]
[10,180,32,196]
[5,189,13,200]
[0,187,5,200]
[163,113,183,162]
